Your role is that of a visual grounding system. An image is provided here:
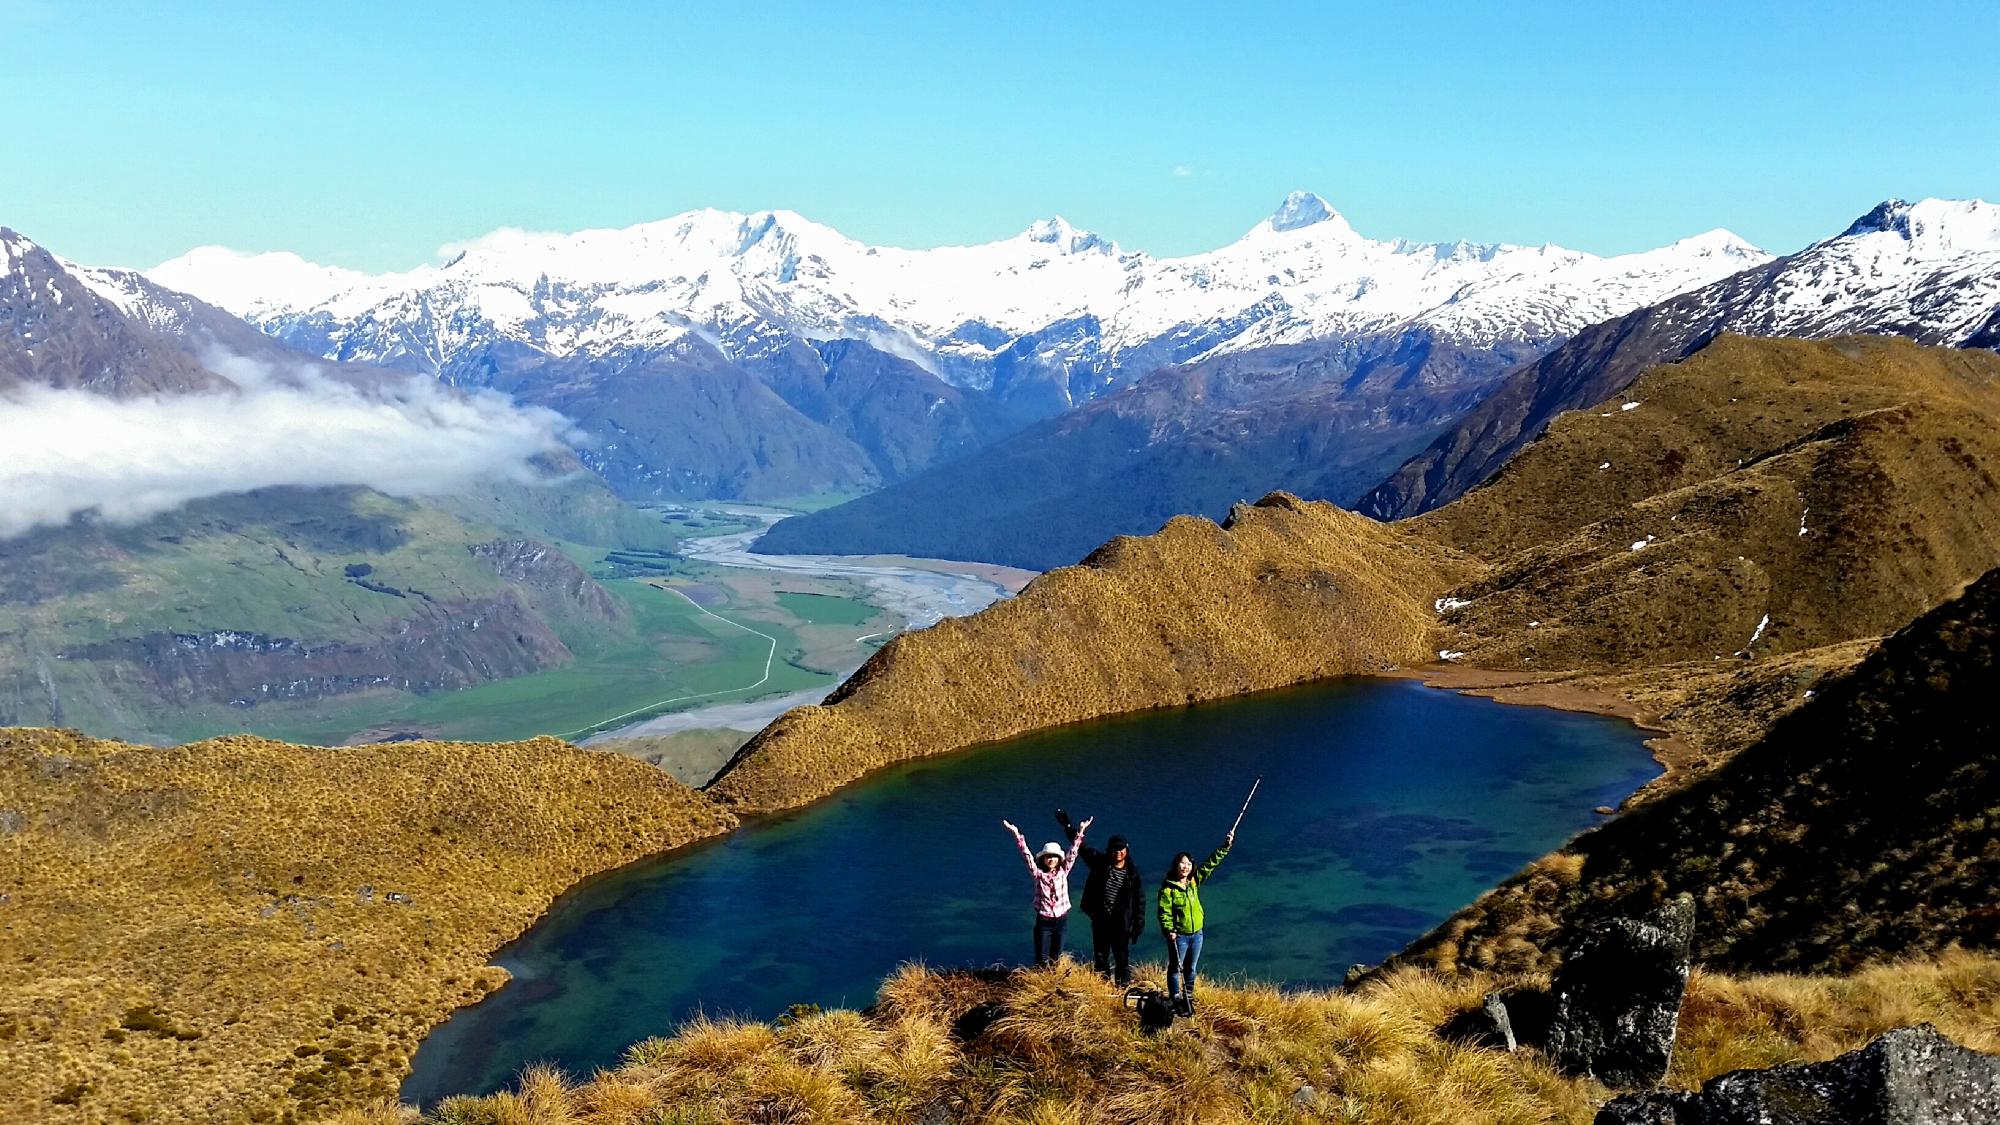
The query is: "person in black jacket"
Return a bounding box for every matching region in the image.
[1056,808,1146,986]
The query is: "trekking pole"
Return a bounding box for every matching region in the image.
[1228,776,1261,838]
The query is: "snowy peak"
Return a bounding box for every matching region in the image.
[1843,199,1915,238]
[1265,190,1348,235]
[1667,228,1764,258]
[1019,217,1117,256]
[1836,197,2000,254]
[1,227,56,281]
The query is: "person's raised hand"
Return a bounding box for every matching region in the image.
[1224,830,1235,847]
[1002,819,1018,834]
[1080,815,1095,832]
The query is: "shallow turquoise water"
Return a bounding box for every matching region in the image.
[405,677,1656,1102]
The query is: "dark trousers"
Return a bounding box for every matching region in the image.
[1090,916,1133,985]
[1032,913,1068,966]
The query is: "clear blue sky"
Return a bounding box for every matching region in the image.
[4,1,1995,270]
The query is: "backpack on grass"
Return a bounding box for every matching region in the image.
[1124,986,1177,1032]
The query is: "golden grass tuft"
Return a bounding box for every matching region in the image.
[394,953,2000,1125]
[1672,948,2000,1087]
[777,1007,886,1073]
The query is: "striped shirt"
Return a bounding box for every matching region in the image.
[1101,865,1130,913]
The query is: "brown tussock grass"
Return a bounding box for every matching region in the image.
[0,728,736,1123]
[408,953,2000,1125]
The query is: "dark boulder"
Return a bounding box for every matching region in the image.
[1595,1024,2000,1124]
[1548,893,1696,1087]
[1500,986,1557,1050]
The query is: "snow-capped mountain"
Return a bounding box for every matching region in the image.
[2,227,227,395]
[147,192,1769,412]
[1361,197,2000,519]
[1710,198,2000,342]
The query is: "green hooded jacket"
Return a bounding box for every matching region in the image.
[1157,844,1229,935]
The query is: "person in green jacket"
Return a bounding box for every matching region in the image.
[1157,828,1231,1016]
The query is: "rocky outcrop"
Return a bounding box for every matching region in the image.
[1596,1025,2000,1124]
[1547,895,1695,1088]
[468,538,624,621]
[62,593,573,708]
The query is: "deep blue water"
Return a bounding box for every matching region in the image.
[405,677,1657,1102]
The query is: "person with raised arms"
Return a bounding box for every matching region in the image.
[1055,807,1146,986]
[1002,813,1091,966]
[1157,828,1232,1017]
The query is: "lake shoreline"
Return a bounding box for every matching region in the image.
[397,665,1678,1104]
[1381,664,1696,799]
[406,675,1661,1101]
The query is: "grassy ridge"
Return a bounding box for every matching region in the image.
[710,498,1473,815]
[0,728,735,1123]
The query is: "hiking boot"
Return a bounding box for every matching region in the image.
[1174,996,1192,1018]
[1186,995,1198,1016]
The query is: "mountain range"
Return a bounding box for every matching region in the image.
[763,198,2000,567]
[140,194,1770,522]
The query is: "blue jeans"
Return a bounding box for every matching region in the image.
[1165,930,1204,999]
[1033,913,1068,966]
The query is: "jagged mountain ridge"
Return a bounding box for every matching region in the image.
[147,192,1769,412]
[127,197,1768,507]
[752,338,1489,568]
[1,228,226,395]
[754,199,2000,568]
[1361,197,2000,519]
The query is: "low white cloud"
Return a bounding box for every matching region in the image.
[435,227,566,261]
[0,353,578,538]
[1172,165,1194,178]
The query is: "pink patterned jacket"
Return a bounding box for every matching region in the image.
[1010,824,1084,918]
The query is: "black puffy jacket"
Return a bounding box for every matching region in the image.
[1058,813,1146,939]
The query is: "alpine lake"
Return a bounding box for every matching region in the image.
[406,676,1659,1102]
